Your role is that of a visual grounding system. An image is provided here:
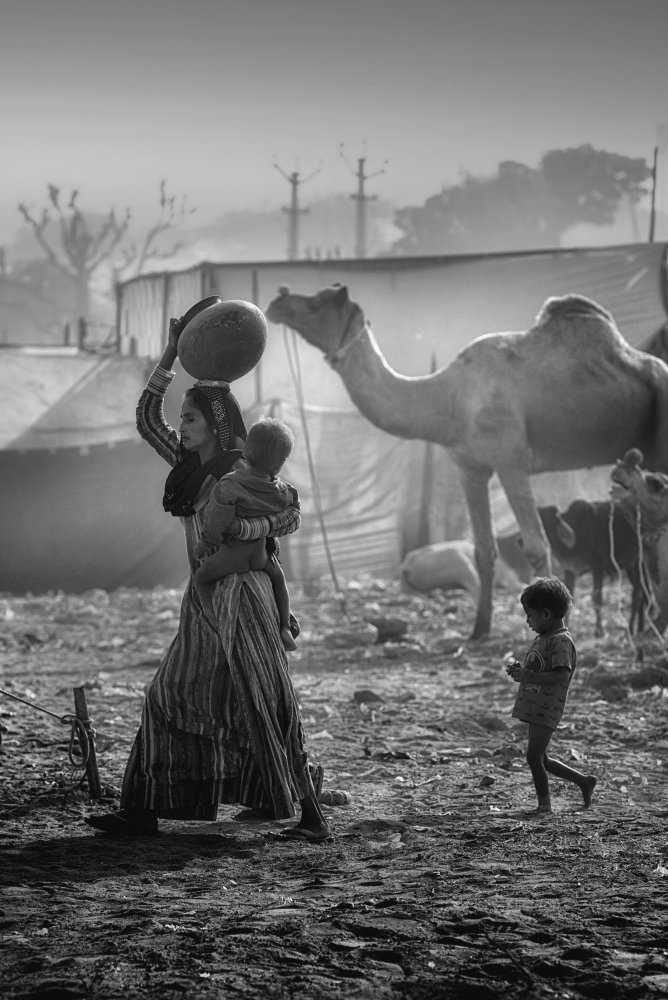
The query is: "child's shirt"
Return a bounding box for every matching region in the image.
[511,625,576,730]
[201,466,299,548]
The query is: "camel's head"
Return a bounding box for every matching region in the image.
[610,448,668,526]
[265,284,364,357]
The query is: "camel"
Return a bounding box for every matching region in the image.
[265,284,668,638]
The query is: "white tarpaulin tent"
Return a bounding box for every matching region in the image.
[2,243,666,593]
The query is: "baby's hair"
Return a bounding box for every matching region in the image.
[520,577,572,619]
[244,417,294,475]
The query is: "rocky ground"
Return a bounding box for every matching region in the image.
[1,578,668,1000]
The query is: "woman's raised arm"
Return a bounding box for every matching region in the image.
[135,318,185,467]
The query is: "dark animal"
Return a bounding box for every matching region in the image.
[502,499,648,636]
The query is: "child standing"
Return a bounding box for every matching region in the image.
[506,577,597,815]
[194,417,298,651]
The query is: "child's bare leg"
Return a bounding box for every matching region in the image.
[545,756,597,808]
[526,724,553,812]
[264,558,296,651]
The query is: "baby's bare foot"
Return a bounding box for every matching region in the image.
[281,626,298,652]
[581,775,597,808]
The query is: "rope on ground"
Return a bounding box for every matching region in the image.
[282,325,348,617]
[0,686,92,769]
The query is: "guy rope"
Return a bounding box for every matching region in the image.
[282,324,348,617]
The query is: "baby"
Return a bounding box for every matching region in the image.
[193,417,299,650]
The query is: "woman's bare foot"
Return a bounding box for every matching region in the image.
[280,626,297,651]
[581,775,597,808]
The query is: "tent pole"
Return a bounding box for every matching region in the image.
[649,145,658,243]
[252,269,262,405]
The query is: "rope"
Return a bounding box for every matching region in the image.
[607,502,636,654]
[632,503,667,651]
[607,502,667,656]
[0,686,92,769]
[281,326,348,617]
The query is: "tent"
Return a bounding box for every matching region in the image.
[2,243,667,594]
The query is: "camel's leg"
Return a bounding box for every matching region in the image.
[591,568,604,637]
[457,464,495,639]
[496,467,552,580]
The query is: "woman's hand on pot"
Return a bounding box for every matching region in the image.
[168,316,186,350]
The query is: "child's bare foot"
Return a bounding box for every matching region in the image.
[281,626,297,651]
[581,775,597,808]
[514,806,552,820]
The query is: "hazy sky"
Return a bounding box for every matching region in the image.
[2,0,667,236]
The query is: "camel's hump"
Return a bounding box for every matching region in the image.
[534,294,615,327]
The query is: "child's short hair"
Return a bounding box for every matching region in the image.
[520,577,572,618]
[244,417,294,475]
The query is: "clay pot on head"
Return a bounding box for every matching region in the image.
[177,298,268,381]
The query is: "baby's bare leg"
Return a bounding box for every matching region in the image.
[196,544,255,583]
[194,543,263,624]
[264,557,297,651]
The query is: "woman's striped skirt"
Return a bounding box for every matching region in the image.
[120,572,313,820]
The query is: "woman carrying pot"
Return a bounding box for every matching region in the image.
[86,305,329,842]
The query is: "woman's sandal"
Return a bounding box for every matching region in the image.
[85,812,159,837]
[276,826,332,843]
[317,790,351,806]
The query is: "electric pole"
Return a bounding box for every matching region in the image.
[648,144,659,243]
[341,144,387,258]
[274,159,321,260]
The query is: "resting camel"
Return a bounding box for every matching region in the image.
[266,284,668,638]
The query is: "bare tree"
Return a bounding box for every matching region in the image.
[115,180,196,278]
[18,185,131,325]
[17,181,195,325]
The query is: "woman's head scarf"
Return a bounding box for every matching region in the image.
[162,380,247,518]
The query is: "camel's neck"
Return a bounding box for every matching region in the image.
[330,325,455,444]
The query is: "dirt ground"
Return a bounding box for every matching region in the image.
[1,577,668,1000]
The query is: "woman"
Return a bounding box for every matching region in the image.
[85,313,330,842]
